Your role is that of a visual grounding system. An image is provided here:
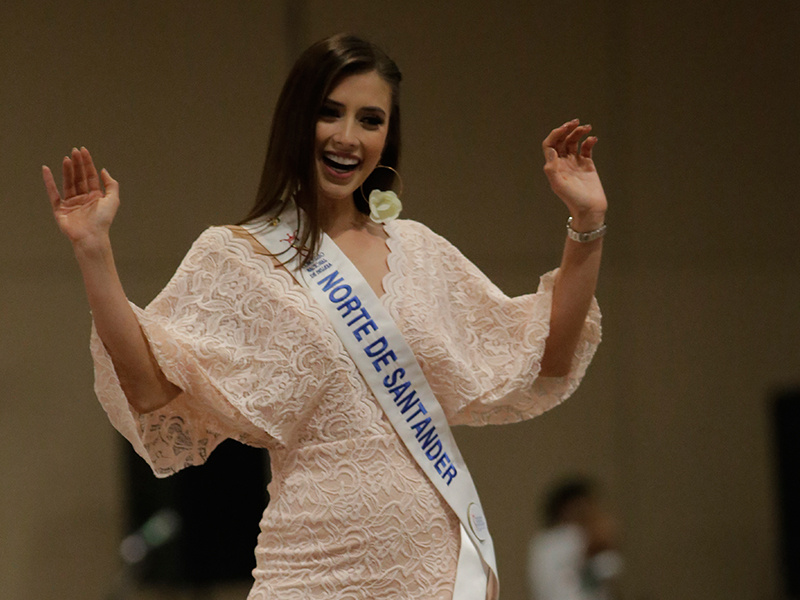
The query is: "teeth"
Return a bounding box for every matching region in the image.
[325,153,359,166]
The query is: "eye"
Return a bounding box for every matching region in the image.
[361,114,386,129]
[319,104,340,120]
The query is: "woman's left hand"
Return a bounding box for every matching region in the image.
[542,119,608,230]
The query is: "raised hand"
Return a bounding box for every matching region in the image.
[43,147,120,245]
[43,149,181,412]
[542,119,607,229]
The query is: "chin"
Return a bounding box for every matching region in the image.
[316,173,364,205]
[317,183,358,205]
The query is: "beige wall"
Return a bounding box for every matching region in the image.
[1,1,797,599]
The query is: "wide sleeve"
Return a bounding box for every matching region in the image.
[90,227,304,477]
[393,221,601,426]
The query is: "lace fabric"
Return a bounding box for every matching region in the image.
[90,220,601,598]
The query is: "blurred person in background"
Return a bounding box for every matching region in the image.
[528,477,623,600]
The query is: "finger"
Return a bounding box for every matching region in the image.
[100,168,119,198]
[81,147,101,193]
[541,120,573,155]
[542,119,579,158]
[565,124,591,155]
[62,156,76,198]
[42,166,62,208]
[556,120,581,154]
[580,136,598,158]
[71,147,88,195]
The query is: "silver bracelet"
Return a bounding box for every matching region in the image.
[567,217,607,243]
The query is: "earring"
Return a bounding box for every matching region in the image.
[359,165,404,224]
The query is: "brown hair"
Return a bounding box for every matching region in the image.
[240,33,402,264]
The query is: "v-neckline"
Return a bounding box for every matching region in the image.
[327,222,394,302]
[229,219,402,310]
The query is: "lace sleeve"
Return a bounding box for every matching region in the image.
[90,227,294,477]
[395,221,601,426]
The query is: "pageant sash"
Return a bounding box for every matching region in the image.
[244,207,498,600]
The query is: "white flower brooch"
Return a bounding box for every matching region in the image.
[368,190,403,224]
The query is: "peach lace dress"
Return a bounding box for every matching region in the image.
[90,220,601,599]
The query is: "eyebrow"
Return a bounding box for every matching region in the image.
[323,98,387,116]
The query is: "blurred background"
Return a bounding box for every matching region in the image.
[1,1,797,599]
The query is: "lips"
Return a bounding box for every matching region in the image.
[322,152,360,174]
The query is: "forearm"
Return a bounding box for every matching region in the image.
[540,214,604,377]
[537,119,608,376]
[74,236,180,413]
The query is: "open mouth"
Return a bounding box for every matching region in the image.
[322,152,360,174]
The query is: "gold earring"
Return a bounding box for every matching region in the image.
[359,165,404,204]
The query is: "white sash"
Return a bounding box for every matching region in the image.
[244,206,498,600]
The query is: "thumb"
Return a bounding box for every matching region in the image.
[544,147,558,163]
[100,168,119,196]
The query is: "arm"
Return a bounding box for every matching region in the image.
[539,120,607,377]
[43,148,181,413]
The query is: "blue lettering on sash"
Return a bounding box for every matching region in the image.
[405,403,427,423]
[443,464,457,484]
[309,261,331,277]
[417,425,440,454]
[425,439,443,461]
[388,381,412,401]
[318,270,345,291]
[337,295,362,317]
[434,452,451,475]
[383,368,405,387]
[411,416,432,437]
[313,258,459,486]
[365,337,388,357]
[328,284,352,303]
[372,350,397,372]
[346,307,371,327]
[353,319,378,341]
[394,390,419,414]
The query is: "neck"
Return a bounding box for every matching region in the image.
[317,194,368,236]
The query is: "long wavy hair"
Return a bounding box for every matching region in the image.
[240,33,402,265]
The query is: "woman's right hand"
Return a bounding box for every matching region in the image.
[44,147,181,412]
[43,147,119,246]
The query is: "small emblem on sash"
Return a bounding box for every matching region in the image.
[468,502,488,542]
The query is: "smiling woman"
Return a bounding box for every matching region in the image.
[314,71,391,207]
[42,32,606,600]
[241,34,403,266]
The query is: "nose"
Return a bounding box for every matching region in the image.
[332,116,358,149]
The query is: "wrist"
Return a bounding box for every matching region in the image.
[72,233,113,261]
[568,210,606,232]
[567,216,606,243]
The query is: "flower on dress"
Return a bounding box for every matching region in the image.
[368,190,403,224]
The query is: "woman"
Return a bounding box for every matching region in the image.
[43,34,605,600]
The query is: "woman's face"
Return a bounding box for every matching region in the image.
[315,70,392,206]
